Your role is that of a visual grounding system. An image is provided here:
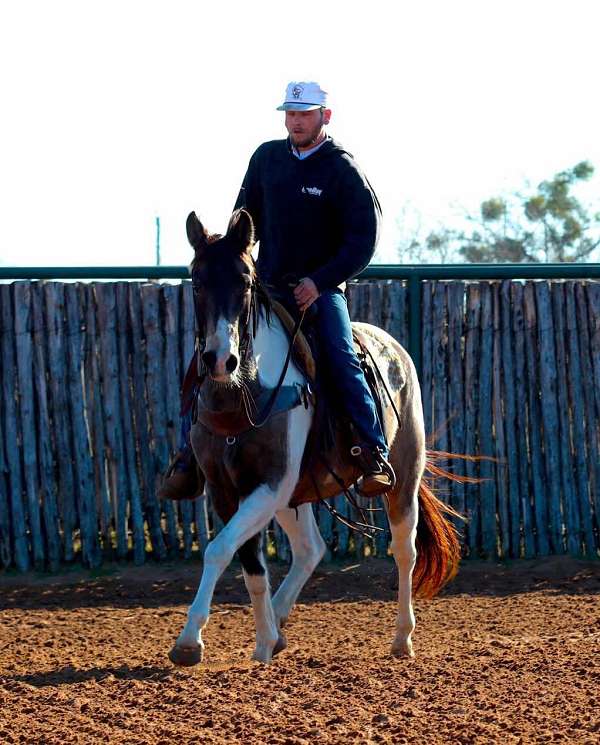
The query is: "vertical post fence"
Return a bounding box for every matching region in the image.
[0,264,599,569]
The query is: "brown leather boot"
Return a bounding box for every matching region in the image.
[158,446,205,501]
[352,445,396,497]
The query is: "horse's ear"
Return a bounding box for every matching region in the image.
[186,211,209,254]
[226,209,255,254]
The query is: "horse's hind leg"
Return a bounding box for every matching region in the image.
[386,480,419,658]
[238,532,283,663]
[272,503,326,631]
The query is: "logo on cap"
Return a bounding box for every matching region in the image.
[292,85,303,99]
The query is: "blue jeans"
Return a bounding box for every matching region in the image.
[180,289,388,456]
[313,289,388,456]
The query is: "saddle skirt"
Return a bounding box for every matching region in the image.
[270,301,386,508]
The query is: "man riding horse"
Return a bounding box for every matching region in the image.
[160,80,395,500]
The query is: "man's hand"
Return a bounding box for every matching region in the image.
[293,277,319,312]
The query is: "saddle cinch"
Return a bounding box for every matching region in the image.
[180,301,386,509]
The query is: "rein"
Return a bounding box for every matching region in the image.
[240,308,306,429]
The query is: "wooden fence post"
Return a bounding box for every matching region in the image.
[14,282,45,568]
[83,285,112,556]
[116,282,145,565]
[478,282,496,558]
[1,285,29,570]
[575,283,600,527]
[65,284,101,567]
[510,283,536,558]
[500,280,521,557]
[128,283,167,560]
[141,283,179,556]
[31,284,61,570]
[523,283,550,556]
[551,283,581,555]
[463,283,481,555]
[492,283,509,558]
[95,283,129,560]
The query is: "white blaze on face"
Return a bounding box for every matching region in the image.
[205,315,238,379]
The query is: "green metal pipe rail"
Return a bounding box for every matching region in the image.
[2,263,599,379]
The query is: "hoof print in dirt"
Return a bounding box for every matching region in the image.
[168,644,203,667]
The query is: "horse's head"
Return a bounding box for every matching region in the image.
[187,208,256,384]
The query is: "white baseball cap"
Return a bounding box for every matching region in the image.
[276,81,328,111]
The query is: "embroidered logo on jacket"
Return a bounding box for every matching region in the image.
[302,186,323,196]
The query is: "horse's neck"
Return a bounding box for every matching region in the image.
[253,310,304,389]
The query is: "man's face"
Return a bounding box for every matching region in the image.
[285,108,331,149]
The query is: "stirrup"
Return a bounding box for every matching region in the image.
[164,444,196,477]
[352,444,396,495]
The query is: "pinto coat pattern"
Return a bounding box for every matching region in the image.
[169,209,460,666]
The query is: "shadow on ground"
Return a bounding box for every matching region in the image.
[1,556,599,611]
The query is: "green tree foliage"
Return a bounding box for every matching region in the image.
[396,161,600,263]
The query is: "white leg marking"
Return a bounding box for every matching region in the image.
[243,563,280,663]
[388,502,418,658]
[272,504,326,630]
[176,483,281,654]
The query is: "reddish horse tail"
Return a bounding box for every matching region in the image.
[412,450,481,599]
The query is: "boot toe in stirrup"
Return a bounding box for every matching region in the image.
[352,445,396,497]
[158,469,203,501]
[356,470,395,497]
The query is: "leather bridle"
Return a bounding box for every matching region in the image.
[190,277,306,436]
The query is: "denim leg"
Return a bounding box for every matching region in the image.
[314,290,388,456]
[179,411,192,451]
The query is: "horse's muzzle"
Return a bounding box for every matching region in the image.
[202,350,239,379]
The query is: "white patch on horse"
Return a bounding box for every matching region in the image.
[252,311,304,388]
[272,504,326,629]
[206,315,237,378]
[388,503,418,658]
[243,561,280,661]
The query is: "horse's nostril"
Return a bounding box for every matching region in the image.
[202,351,216,370]
[225,354,239,373]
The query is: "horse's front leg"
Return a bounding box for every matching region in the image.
[238,532,284,663]
[169,484,283,667]
[272,503,326,631]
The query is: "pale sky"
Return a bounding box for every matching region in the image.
[1,0,599,267]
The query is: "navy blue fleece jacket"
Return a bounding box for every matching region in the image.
[234,137,381,293]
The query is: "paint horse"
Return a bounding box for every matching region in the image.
[169,208,461,666]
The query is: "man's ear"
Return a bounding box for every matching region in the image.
[186,211,209,254]
[226,209,255,254]
[322,108,332,125]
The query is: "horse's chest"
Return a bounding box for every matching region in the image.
[191,414,290,516]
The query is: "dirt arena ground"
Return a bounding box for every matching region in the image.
[0,556,598,745]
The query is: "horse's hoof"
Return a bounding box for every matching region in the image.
[273,633,287,657]
[168,644,203,667]
[391,641,415,659]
